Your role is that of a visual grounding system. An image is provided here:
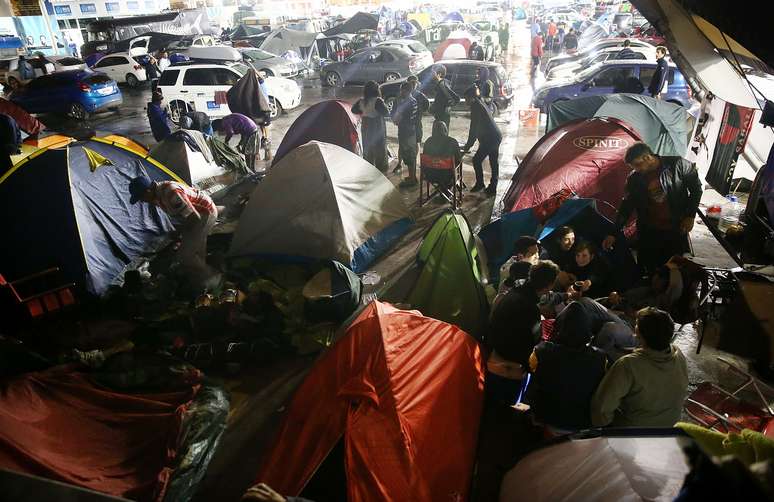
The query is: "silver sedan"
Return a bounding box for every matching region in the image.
[320,46,429,87]
[238,48,299,78]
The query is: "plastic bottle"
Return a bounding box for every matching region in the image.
[718,195,741,233]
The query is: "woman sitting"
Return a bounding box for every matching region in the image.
[566,241,612,299]
[528,302,608,432]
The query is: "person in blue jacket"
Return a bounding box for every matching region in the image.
[147,91,172,142]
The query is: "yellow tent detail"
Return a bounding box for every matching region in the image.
[83,147,114,172]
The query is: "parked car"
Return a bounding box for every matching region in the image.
[9,70,122,120]
[0,57,54,89]
[546,46,655,80]
[48,56,89,73]
[157,61,301,122]
[544,38,655,74]
[238,48,299,78]
[92,53,147,88]
[320,46,429,87]
[532,60,693,112]
[375,39,434,70]
[379,59,513,114]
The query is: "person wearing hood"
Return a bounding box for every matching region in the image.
[528,302,608,432]
[147,91,172,142]
[468,41,485,61]
[462,85,502,196]
[429,65,460,129]
[475,67,495,114]
[422,119,461,162]
[591,307,688,427]
[351,80,389,172]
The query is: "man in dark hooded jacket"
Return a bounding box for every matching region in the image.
[462,86,502,196]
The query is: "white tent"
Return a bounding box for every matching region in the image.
[228,141,412,272]
[500,433,690,502]
[148,130,228,194]
[259,28,321,66]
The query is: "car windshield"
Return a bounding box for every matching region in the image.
[243,49,275,61]
[575,62,604,80]
[230,62,252,76]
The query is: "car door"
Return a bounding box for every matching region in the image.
[181,67,217,113]
[344,50,371,83]
[93,56,123,82]
[128,36,151,56]
[580,65,635,97]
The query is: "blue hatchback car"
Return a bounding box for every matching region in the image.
[10,70,122,121]
[532,60,693,112]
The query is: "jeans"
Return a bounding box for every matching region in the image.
[472,140,501,186]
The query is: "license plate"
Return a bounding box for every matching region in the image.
[207,101,220,109]
[97,87,113,95]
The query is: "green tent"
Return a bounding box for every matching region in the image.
[546,93,695,157]
[406,211,490,338]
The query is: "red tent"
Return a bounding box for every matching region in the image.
[272,99,361,166]
[255,301,485,501]
[503,117,642,219]
[0,98,45,135]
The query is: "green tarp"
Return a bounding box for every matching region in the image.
[406,211,489,338]
[546,93,695,157]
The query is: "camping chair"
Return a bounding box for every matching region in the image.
[0,268,76,320]
[419,153,464,209]
[685,357,774,437]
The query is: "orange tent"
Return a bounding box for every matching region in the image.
[255,301,485,500]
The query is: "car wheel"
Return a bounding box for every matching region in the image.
[384,72,400,82]
[326,71,342,87]
[260,68,274,77]
[126,74,139,88]
[384,97,395,113]
[69,102,89,121]
[169,100,187,125]
[269,97,283,119]
[7,76,19,90]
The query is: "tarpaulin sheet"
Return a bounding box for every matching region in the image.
[502,117,642,220]
[256,301,485,501]
[323,12,379,36]
[0,366,199,501]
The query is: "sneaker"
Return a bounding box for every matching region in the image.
[485,184,497,196]
[470,183,485,192]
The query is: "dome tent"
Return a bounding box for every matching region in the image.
[229,141,411,273]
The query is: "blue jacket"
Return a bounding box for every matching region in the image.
[147,102,171,142]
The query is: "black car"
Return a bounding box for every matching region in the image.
[379,60,513,115]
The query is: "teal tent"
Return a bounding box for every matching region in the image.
[546,93,695,157]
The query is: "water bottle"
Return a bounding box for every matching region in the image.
[718,195,741,233]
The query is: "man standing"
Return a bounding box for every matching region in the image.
[212,113,259,171]
[128,175,219,289]
[462,86,502,196]
[615,39,636,60]
[563,28,578,54]
[648,46,669,98]
[602,142,702,274]
[157,50,170,73]
[531,31,544,75]
[475,67,496,115]
[429,65,460,129]
[546,19,558,51]
[392,82,419,187]
[499,21,510,52]
[407,75,429,148]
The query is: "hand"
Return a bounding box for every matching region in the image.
[680,216,695,234]
[566,287,581,301]
[582,280,591,292]
[602,235,616,250]
[242,483,286,502]
[608,291,621,306]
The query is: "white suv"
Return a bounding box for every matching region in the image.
[157,61,302,122]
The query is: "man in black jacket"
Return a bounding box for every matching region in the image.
[429,65,460,129]
[391,82,419,187]
[602,142,702,274]
[462,86,502,196]
[648,46,669,98]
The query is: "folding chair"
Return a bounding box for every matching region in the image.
[418,153,464,209]
[685,357,774,437]
[0,268,76,320]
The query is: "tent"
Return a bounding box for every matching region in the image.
[11,134,74,165]
[433,31,475,61]
[479,198,640,289]
[149,130,227,193]
[100,134,149,156]
[442,11,465,23]
[499,429,691,501]
[229,141,411,273]
[0,365,228,502]
[0,139,180,295]
[502,117,642,219]
[547,94,695,158]
[272,100,361,166]
[230,24,268,40]
[323,12,379,36]
[259,28,320,66]
[0,98,45,136]
[255,300,485,501]
[406,211,490,338]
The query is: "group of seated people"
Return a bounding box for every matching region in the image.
[487,224,690,434]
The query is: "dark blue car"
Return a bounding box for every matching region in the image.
[10,70,122,121]
[532,60,693,112]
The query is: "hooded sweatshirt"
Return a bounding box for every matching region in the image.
[591,344,688,427]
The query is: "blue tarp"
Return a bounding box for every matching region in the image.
[0,140,177,295]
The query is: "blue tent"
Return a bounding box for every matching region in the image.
[479,199,640,288]
[0,139,181,295]
[443,11,465,23]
